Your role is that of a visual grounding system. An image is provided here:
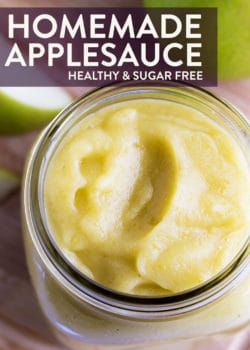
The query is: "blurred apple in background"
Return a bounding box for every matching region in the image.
[0,87,72,134]
[144,0,250,80]
[0,167,20,202]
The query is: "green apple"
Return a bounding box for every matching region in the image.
[0,168,20,202]
[144,0,250,79]
[0,87,72,134]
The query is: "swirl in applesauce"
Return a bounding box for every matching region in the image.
[44,99,250,295]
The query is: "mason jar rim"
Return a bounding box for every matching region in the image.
[22,80,250,319]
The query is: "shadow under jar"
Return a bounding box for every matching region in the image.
[22,82,250,350]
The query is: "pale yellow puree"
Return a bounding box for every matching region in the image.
[44,99,250,295]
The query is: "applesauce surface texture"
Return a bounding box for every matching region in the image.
[44,99,250,295]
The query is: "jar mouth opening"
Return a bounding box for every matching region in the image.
[23,81,250,318]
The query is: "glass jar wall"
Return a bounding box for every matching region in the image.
[22,82,250,349]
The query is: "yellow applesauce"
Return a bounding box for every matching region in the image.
[44,99,250,296]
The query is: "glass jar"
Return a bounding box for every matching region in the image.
[22,81,250,350]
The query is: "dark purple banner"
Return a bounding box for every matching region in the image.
[0,8,217,86]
